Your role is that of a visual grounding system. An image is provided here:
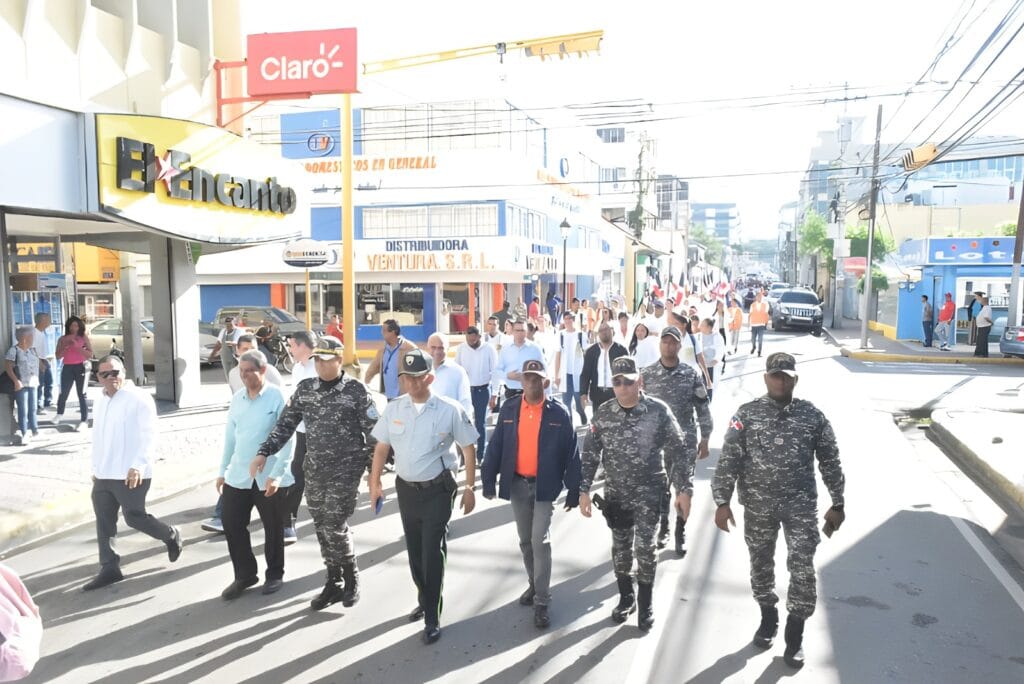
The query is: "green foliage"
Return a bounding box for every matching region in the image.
[846,224,895,262]
[797,210,834,274]
[856,267,889,293]
[997,221,1018,236]
[689,222,724,267]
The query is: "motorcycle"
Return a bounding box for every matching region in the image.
[262,333,294,374]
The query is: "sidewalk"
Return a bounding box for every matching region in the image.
[823,325,1021,365]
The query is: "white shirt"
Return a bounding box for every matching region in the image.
[977,304,994,327]
[679,331,704,374]
[632,336,661,369]
[431,359,472,414]
[613,322,633,348]
[643,313,665,336]
[701,332,725,367]
[483,331,510,350]
[595,343,615,388]
[217,328,243,346]
[92,383,157,479]
[289,357,316,433]
[454,340,498,390]
[556,329,586,382]
[31,327,53,361]
[228,363,284,395]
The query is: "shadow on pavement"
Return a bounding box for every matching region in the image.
[686,643,764,683]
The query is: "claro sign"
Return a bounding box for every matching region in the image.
[247,29,357,97]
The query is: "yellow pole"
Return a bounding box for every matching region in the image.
[304,269,312,330]
[342,93,358,374]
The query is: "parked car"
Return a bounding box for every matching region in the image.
[998,316,1024,358]
[87,318,220,368]
[772,290,823,335]
[766,282,792,313]
[210,306,324,336]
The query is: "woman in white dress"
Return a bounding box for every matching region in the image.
[699,317,726,401]
[629,322,661,369]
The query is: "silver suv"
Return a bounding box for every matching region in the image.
[772,290,823,336]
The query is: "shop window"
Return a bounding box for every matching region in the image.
[358,283,424,327]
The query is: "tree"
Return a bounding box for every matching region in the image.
[846,224,895,262]
[997,221,1017,236]
[857,266,889,293]
[689,222,724,267]
[797,210,834,273]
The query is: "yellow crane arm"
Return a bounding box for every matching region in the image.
[362,30,603,75]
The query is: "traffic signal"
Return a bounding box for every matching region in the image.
[902,143,938,171]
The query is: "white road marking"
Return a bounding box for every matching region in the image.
[948,514,1024,613]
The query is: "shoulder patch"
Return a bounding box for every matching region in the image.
[366,404,379,421]
[729,415,744,431]
[695,385,708,400]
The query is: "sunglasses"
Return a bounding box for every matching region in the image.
[612,377,637,387]
[98,369,121,379]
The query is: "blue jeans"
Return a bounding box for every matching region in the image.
[562,375,586,423]
[14,387,38,435]
[751,326,766,354]
[470,385,490,462]
[922,321,933,347]
[37,362,53,407]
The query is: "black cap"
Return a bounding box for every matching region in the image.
[611,356,639,379]
[765,352,797,377]
[399,348,432,376]
[521,359,547,378]
[312,336,344,360]
[660,325,682,341]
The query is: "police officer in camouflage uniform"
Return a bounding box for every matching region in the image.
[579,356,690,631]
[711,352,845,668]
[257,336,379,611]
[640,325,712,557]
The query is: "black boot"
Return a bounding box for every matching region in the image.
[656,515,670,549]
[674,516,687,557]
[310,566,344,611]
[341,562,360,607]
[611,574,636,623]
[783,615,806,668]
[637,582,654,631]
[752,604,779,649]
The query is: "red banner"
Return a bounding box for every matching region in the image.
[247,28,357,97]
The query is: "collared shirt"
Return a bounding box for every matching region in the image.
[381,338,405,399]
[495,340,545,391]
[432,359,473,414]
[595,343,615,388]
[221,383,294,490]
[557,330,586,382]
[483,331,509,350]
[371,392,478,482]
[289,357,316,433]
[92,383,157,479]
[229,363,284,396]
[515,397,543,477]
[454,340,498,390]
[31,327,53,361]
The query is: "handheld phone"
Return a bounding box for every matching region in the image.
[374,496,384,515]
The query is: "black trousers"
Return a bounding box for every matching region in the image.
[285,431,307,524]
[396,473,457,628]
[589,387,615,413]
[222,482,290,582]
[57,362,88,420]
[91,478,174,570]
[974,325,991,357]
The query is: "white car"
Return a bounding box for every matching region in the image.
[766,282,792,313]
[87,318,220,367]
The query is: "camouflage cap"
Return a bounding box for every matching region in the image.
[611,356,639,379]
[312,335,344,360]
[399,348,432,376]
[765,352,797,377]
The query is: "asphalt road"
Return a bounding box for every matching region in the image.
[7,329,1024,683]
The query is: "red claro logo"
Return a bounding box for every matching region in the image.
[247,29,357,97]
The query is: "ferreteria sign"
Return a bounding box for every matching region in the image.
[116,137,297,215]
[93,114,303,245]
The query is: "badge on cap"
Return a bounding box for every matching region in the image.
[406,356,414,366]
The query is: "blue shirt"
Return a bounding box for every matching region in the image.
[220,384,295,490]
[371,392,478,482]
[432,360,472,414]
[381,338,405,399]
[495,340,545,391]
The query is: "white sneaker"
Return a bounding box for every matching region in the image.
[53,413,64,423]
[20,432,30,445]
[74,420,87,432]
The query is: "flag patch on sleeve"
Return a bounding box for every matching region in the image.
[729,416,744,431]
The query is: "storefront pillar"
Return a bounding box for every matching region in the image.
[467,281,476,328]
[0,210,14,436]
[149,237,202,407]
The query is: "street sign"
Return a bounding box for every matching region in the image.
[247,29,358,97]
[282,239,330,268]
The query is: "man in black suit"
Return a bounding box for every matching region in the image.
[579,322,628,413]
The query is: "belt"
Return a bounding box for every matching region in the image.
[471,384,490,390]
[514,474,536,483]
[397,471,450,490]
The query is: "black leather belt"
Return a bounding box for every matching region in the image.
[398,472,450,489]
[471,384,490,390]
[515,474,537,483]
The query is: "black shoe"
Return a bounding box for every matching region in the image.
[341,562,360,607]
[534,604,550,629]
[752,605,779,649]
[222,577,259,600]
[82,567,124,591]
[611,575,636,623]
[310,567,344,610]
[783,615,806,668]
[637,581,654,631]
[409,605,425,622]
[674,517,687,557]
[262,578,284,595]
[166,527,183,563]
[519,585,536,606]
[422,625,442,644]
[656,517,669,549]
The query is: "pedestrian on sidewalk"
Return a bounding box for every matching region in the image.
[31,312,54,414]
[217,350,295,600]
[920,295,934,347]
[935,292,955,350]
[579,356,690,632]
[748,291,769,357]
[54,315,91,430]
[210,316,243,384]
[83,355,182,591]
[728,298,744,354]
[5,327,41,445]
[700,318,726,398]
[974,295,993,358]
[454,325,499,464]
[481,359,581,630]
[368,349,478,645]
[711,352,846,669]
[257,336,378,612]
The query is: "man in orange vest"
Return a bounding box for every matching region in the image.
[748,291,770,357]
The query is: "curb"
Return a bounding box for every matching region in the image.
[822,328,1023,364]
[928,410,1024,516]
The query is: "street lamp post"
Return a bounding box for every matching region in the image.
[560,218,571,316]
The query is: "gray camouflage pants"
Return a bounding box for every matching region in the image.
[610,489,661,584]
[743,503,820,619]
[305,475,359,567]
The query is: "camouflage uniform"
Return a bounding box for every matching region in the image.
[259,373,378,567]
[641,358,712,535]
[581,393,689,584]
[711,395,844,619]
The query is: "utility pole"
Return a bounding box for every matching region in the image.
[859,104,883,348]
[1008,185,1024,328]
